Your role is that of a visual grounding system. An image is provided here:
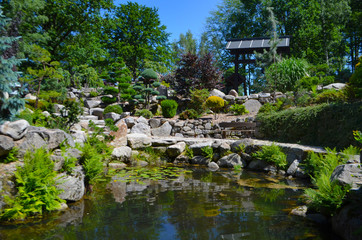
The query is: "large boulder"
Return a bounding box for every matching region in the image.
[0,120,29,140]
[287,160,299,176]
[217,153,246,168]
[247,159,277,172]
[104,112,121,122]
[0,135,14,157]
[189,142,213,156]
[209,89,225,98]
[90,108,104,119]
[112,146,132,162]
[149,118,161,129]
[84,100,101,109]
[124,117,136,128]
[243,99,262,113]
[332,202,362,240]
[330,164,362,189]
[151,122,172,137]
[110,119,128,147]
[323,83,346,90]
[130,122,151,136]
[56,166,85,202]
[127,133,152,149]
[166,142,186,158]
[151,138,177,147]
[190,156,210,165]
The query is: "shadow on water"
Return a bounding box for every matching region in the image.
[0,167,341,240]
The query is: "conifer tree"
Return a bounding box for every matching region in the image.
[0,7,24,123]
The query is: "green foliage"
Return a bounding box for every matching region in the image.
[161,99,178,118]
[257,102,362,149]
[348,56,362,99]
[101,96,117,104]
[0,147,18,163]
[105,118,118,132]
[252,144,287,170]
[134,109,153,119]
[185,145,194,159]
[353,131,362,145]
[265,58,309,92]
[72,65,103,88]
[38,90,63,103]
[25,99,51,112]
[62,156,77,174]
[17,108,49,127]
[189,89,209,114]
[179,109,200,120]
[103,86,119,96]
[229,104,249,115]
[89,91,99,98]
[0,148,64,221]
[201,146,213,160]
[140,69,158,80]
[104,105,123,115]
[205,96,224,111]
[53,99,82,131]
[341,145,360,157]
[313,89,347,104]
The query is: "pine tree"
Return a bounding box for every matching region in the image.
[0,7,24,123]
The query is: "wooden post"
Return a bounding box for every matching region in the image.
[242,54,247,96]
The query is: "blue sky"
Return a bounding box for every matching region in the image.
[114,0,222,41]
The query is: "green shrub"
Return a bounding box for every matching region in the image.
[0,148,64,220]
[179,109,200,120]
[189,89,209,114]
[39,90,63,103]
[104,105,123,115]
[89,91,99,97]
[185,145,194,159]
[229,104,249,115]
[348,56,362,99]
[313,89,347,104]
[134,109,153,119]
[201,146,213,160]
[252,144,287,169]
[206,96,224,119]
[105,118,118,132]
[62,156,77,174]
[101,96,117,104]
[161,99,178,118]
[25,99,50,111]
[103,86,119,96]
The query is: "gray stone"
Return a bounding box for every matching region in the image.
[51,150,65,171]
[249,94,259,99]
[240,152,252,163]
[149,118,161,128]
[287,160,299,176]
[190,156,210,165]
[166,142,186,158]
[290,205,308,217]
[24,93,37,100]
[204,123,212,130]
[104,112,121,122]
[56,166,85,202]
[228,89,238,97]
[258,93,271,98]
[230,139,254,152]
[247,159,277,172]
[217,153,246,168]
[218,142,231,156]
[84,100,101,109]
[90,108,104,119]
[208,162,219,171]
[189,142,213,156]
[243,99,262,113]
[67,92,77,99]
[224,95,235,101]
[71,130,87,144]
[42,111,51,117]
[0,135,14,157]
[0,120,29,140]
[112,146,132,162]
[54,104,65,113]
[137,116,148,124]
[79,115,98,121]
[64,148,82,160]
[330,164,362,189]
[127,133,152,149]
[175,133,184,138]
[110,119,128,147]
[131,122,151,136]
[108,162,127,169]
[151,122,172,137]
[120,112,131,118]
[15,132,47,156]
[132,160,148,167]
[151,138,177,147]
[209,89,225,98]
[125,117,136,128]
[323,83,346,90]
[174,121,185,128]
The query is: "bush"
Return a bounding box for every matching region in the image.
[189,89,209,114]
[179,109,200,120]
[89,91,99,97]
[161,99,178,118]
[104,105,123,115]
[134,109,153,119]
[101,96,117,104]
[252,144,287,169]
[0,148,64,220]
[103,86,119,96]
[25,99,51,111]
[229,104,249,115]
[256,102,362,149]
[201,146,213,160]
[313,89,347,104]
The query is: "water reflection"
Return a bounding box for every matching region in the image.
[0,168,337,240]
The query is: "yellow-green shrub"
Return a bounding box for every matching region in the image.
[205,96,224,111]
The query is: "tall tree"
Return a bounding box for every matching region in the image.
[106,2,170,80]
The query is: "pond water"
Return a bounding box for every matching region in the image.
[0,167,340,240]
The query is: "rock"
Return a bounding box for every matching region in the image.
[243,99,262,113]
[71,130,87,144]
[112,146,132,162]
[287,160,299,176]
[228,89,238,97]
[189,142,213,156]
[42,111,51,117]
[217,153,246,168]
[24,93,37,100]
[230,139,254,152]
[15,131,47,156]
[208,162,219,171]
[190,156,210,165]
[218,142,231,156]
[56,166,85,202]
[174,154,189,163]
[0,135,14,157]
[110,119,127,147]
[332,202,362,240]
[104,112,121,122]
[247,159,277,172]
[120,112,131,118]
[90,108,104,119]
[0,120,29,140]
[54,104,65,113]
[175,133,184,138]
[295,167,308,178]
[130,122,151,136]
[323,83,346,90]
[137,116,148,124]
[249,94,259,99]
[209,89,225,98]
[224,95,235,102]
[151,122,172,137]
[124,117,136,128]
[151,138,177,146]
[290,205,307,217]
[67,92,77,99]
[259,93,271,98]
[84,100,101,109]
[108,162,127,169]
[240,152,252,163]
[205,123,212,130]
[330,164,362,189]
[149,118,161,128]
[51,150,65,171]
[166,142,186,158]
[127,133,152,149]
[132,160,148,167]
[64,148,82,160]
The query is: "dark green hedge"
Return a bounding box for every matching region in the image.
[256,102,362,149]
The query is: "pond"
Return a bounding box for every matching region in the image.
[0,167,340,240]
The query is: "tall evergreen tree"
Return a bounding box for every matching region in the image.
[0,7,24,122]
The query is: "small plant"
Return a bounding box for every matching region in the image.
[185,145,194,159]
[233,165,242,171]
[229,104,249,115]
[201,146,213,160]
[179,109,199,120]
[205,96,224,119]
[62,156,77,174]
[1,147,19,163]
[236,144,246,153]
[252,144,287,169]
[341,145,360,159]
[101,96,117,104]
[104,104,123,115]
[105,118,118,132]
[89,91,99,97]
[161,99,178,118]
[313,89,347,104]
[134,109,153,119]
[103,86,119,96]
[353,130,362,144]
[189,89,209,114]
